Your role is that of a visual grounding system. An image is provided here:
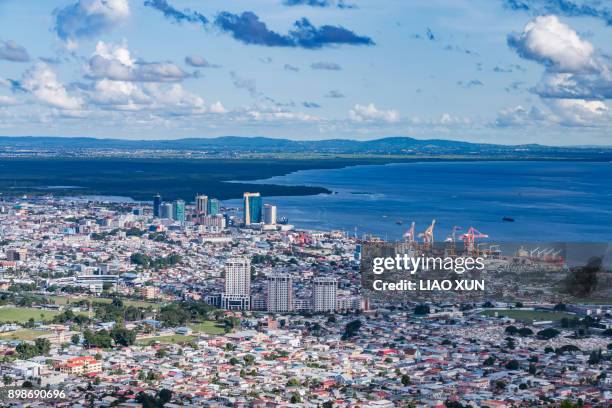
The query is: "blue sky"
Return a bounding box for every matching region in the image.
[0,0,610,145]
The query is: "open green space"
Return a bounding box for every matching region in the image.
[137,334,196,345]
[0,329,52,341]
[49,295,161,310]
[481,309,574,323]
[188,321,226,335]
[0,307,60,323]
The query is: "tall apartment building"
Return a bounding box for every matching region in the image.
[266,273,293,313]
[312,277,337,313]
[243,192,262,225]
[263,204,277,225]
[195,195,208,215]
[221,258,251,310]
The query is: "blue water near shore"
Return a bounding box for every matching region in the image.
[226,161,612,242]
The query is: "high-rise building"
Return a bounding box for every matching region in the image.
[312,277,337,313]
[263,204,277,225]
[267,273,293,313]
[173,200,185,222]
[161,203,173,219]
[208,198,220,216]
[222,258,251,310]
[243,192,262,225]
[153,194,162,218]
[195,195,208,215]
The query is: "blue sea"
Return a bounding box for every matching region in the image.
[226,161,612,242]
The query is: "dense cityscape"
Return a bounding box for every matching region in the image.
[0,192,609,407]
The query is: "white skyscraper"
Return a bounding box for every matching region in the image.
[263,204,277,225]
[312,277,337,313]
[267,273,293,313]
[222,258,251,310]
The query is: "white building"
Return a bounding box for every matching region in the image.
[266,273,293,313]
[312,277,337,313]
[263,204,277,225]
[222,258,251,310]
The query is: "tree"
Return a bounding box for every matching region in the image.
[158,389,173,405]
[111,325,136,347]
[483,356,495,366]
[291,393,302,403]
[505,325,519,335]
[342,320,362,340]
[322,401,333,408]
[505,360,519,370]
[537,328,560,340]
[414,304,430,315]
[518,327,533,337]
[243,354,255,365]
[401,374,411,385]
[71,334,80,345]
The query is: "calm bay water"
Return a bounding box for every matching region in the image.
[226,161,612,242]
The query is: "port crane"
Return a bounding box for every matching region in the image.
[403,221,416,248]
[460,227,488,256]
[444,226,461,256]
[419,219,436,251]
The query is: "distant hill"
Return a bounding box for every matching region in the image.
[0,135,611,157]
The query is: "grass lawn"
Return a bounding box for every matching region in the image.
[481,309,574,323]
[49,295,161,310]
[137,334,196,345]
[0,329,52,341]
[0,307,60,323]
[188,321,226,335]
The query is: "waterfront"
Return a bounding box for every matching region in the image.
[228,161,612,242]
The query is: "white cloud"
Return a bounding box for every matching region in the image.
[21,64,83,110]
[86,41,189,83]
[508,15,596,73]
[0,95,19,106]
[546,98,611,127]
[0,40,30,62]
[54,0,130,42]
[508,16,611,100]
[349,103,399,123]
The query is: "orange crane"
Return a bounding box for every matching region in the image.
[403,221,416,248]
[419,219,436,251]
[461,227,488,255]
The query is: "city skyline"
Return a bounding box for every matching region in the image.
[0,0,610,145]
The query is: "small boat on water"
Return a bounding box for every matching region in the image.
[396,220,403,225]
[502,216,515,222]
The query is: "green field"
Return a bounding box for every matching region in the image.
[481,309,574,323]
[0,307,60,323]
[49,295,161,310]
[0,329,52,341]
[137,334,196,345]
[188,321,226,335]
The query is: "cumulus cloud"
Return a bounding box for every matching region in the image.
[349,103,399,123]
[21,63,83,110]
[311,62,342,70]
[0,40,30,62]
[507,15,596,72]
[214,12,374,49]
[0,95,19,106]
[144,0,208,26]
[86,41,190,83]
[185,55,220,68]
[508,16,611,101]
[502,0,612,26]
[496,100,611,128]
[53,0,129,42]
